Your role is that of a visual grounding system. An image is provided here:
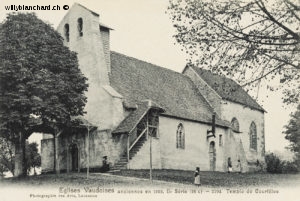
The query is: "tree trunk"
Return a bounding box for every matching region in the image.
[53,134,56,172]
[14,132,26,177]
[55,134,60,174]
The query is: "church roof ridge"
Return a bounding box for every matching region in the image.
[74,3,100,17]
[190,65,265,112]
[110,51,183,77]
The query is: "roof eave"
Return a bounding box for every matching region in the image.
[99,23,114,30]
[222,98,266,113]
[160,113,230,129]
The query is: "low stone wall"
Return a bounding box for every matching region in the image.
[41,129,128,173]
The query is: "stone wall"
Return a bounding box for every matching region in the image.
[57,4,112,128]
[221,101,265,165]
[223,131,248,172]
[128,138,162,169]
[56,4,125,130]
[183,65,265,171]
[158,116,228,171]
[100,27,111,74]
[41,138,54,173]
[41,129,128,173]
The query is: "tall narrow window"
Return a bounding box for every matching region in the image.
[231,117,240,132]
[64,24,69,42]
[176,123,185,149]
[250,122,257,151]
[77,18,83,37]
[219,134,223,146]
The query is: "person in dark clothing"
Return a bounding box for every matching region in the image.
[237,159,242,173]
[194,167,201,186]
[100,156,109,172]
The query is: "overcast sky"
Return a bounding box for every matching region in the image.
[0,0,296,153]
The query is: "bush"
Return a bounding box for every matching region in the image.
[265,153,284,173]
[265,152,299,174]
[282,161,298,173]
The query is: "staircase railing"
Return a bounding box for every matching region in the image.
[129,128,147,151]
[127,127,147,162]
[125,106,161,168]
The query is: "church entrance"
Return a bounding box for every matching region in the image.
[209,141,216,171]
[70,144,79,172]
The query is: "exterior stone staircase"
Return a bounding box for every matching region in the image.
[110,135,147,171]
[111,156,128,170]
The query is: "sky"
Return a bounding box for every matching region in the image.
[0,0,296,153]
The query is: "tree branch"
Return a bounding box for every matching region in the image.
[242,63,285,87]
[284,0,300,22]
[256,0,300,41]
[262,52,300,69]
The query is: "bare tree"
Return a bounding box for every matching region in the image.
[168,0,300,104]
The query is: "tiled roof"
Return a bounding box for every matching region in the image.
[113,100,164,134]
[76,3,99,17]
[113,101,149,134]
[71,116,97,128]
[190,66,265,112]
[110,52,229,128]
[99,23,114,30]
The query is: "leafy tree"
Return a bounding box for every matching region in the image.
[25,142,41,175]
[0,13,88,176]
[0,137,14,176]
[284,104,300,165]
[168,0,300,104]
[0,139,42,176]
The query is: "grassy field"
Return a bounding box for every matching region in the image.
[111,169,300,188]
[1,171,299,201]
[0,170,300,188]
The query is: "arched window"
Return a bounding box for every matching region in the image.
[249,122,257,151]
[64,24,69,42]
[176,123,185,149]
[77,18,83,37]
[231,117,240,132]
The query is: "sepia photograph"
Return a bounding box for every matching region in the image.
[0,0,299,201]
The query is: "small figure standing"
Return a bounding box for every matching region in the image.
[194,167,201,186]
[101,156,110,172]
[256,159,263,172]
[237,159,242,173]
[227,157,232,173]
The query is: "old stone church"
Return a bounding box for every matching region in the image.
[41,3,265,173]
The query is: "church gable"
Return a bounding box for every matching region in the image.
[185,65,265,112]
